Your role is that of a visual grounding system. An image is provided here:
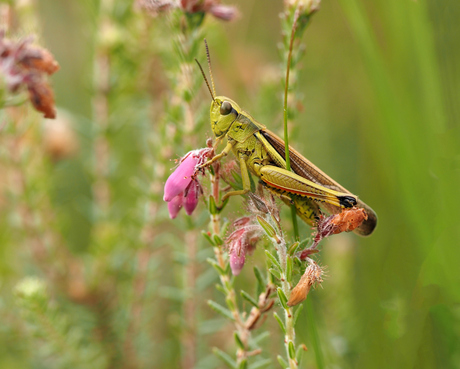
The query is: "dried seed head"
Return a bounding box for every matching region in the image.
[287,261,324,307]
[27,77,56,119]
[305,208,368,252]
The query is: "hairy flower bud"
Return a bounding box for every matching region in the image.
[229,248,245,276]
[287,261,323,307]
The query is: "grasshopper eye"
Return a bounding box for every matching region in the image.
[220,101,232,115]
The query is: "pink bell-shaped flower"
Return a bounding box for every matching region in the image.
[163,151,198,202]
[167,193,184,219]
[184,181,199,215]
[229,249,246,276]
[164,148,211,218]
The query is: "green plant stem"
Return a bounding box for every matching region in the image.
[209,166,253,366]
[276,237,298,369]
[283,7,301,242]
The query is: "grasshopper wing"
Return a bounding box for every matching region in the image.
[260,129,377,236]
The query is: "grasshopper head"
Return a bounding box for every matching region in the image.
[210,96,241,138]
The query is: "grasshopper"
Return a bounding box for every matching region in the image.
[196,45,377,236]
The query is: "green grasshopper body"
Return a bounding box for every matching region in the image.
[197,53,377,237]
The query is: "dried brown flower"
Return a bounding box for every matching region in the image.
[0,32,59,118]
[287,261,323,307]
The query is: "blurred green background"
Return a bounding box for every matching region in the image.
[0,0,459,368]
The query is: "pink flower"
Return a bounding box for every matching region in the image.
[164,148,211,218]
[184,180,199,215]
[226,217,263,275]
[180,0,238,21]
[229,250,245,276]
[168,193,184,219]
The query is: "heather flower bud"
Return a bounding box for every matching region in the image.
[226,216,264,275]
[168,193,184,219]
[184,181,199,215]
[229,248,245,276]
[209,4,239,21]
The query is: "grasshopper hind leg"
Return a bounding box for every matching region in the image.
[261,182,320,227]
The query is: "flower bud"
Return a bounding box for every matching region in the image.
[168,193,184,219]
[184,181,199,215]
[229,249,245,276]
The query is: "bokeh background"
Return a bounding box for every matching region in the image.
[0,0,459,368]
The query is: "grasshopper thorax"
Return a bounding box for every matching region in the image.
[210,96,242,138]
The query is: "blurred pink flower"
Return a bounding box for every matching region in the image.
[180,0,238,21]
[164,148,211,218]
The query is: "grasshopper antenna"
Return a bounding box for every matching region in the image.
[204,39,217,98]
[195,58,215,102]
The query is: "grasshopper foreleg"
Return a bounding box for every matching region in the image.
[199,140,233,169]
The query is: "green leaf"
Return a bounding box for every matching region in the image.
[257,216,277,239]
[226,296,236,312]
[265,250,281,272]
[288,341,295,359]
[288,241,300,255]
[254,266,266,296]
[286,255,293,282]
[207,258,225,275]
[202,230,215,246]
[293,303,304,327]
[208,300,235,321]
[277,355,289,368]
[273,312,286,334]
[240,290,259,308]
[215,284,226,295]
[238,359,248,369]
[213,234,223,246]
[213,347,237,368]
[269,267,281,281]
[277,288,289,310]
[234,332,245,350]
[209,195,218,215]
[296,344,307,365]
